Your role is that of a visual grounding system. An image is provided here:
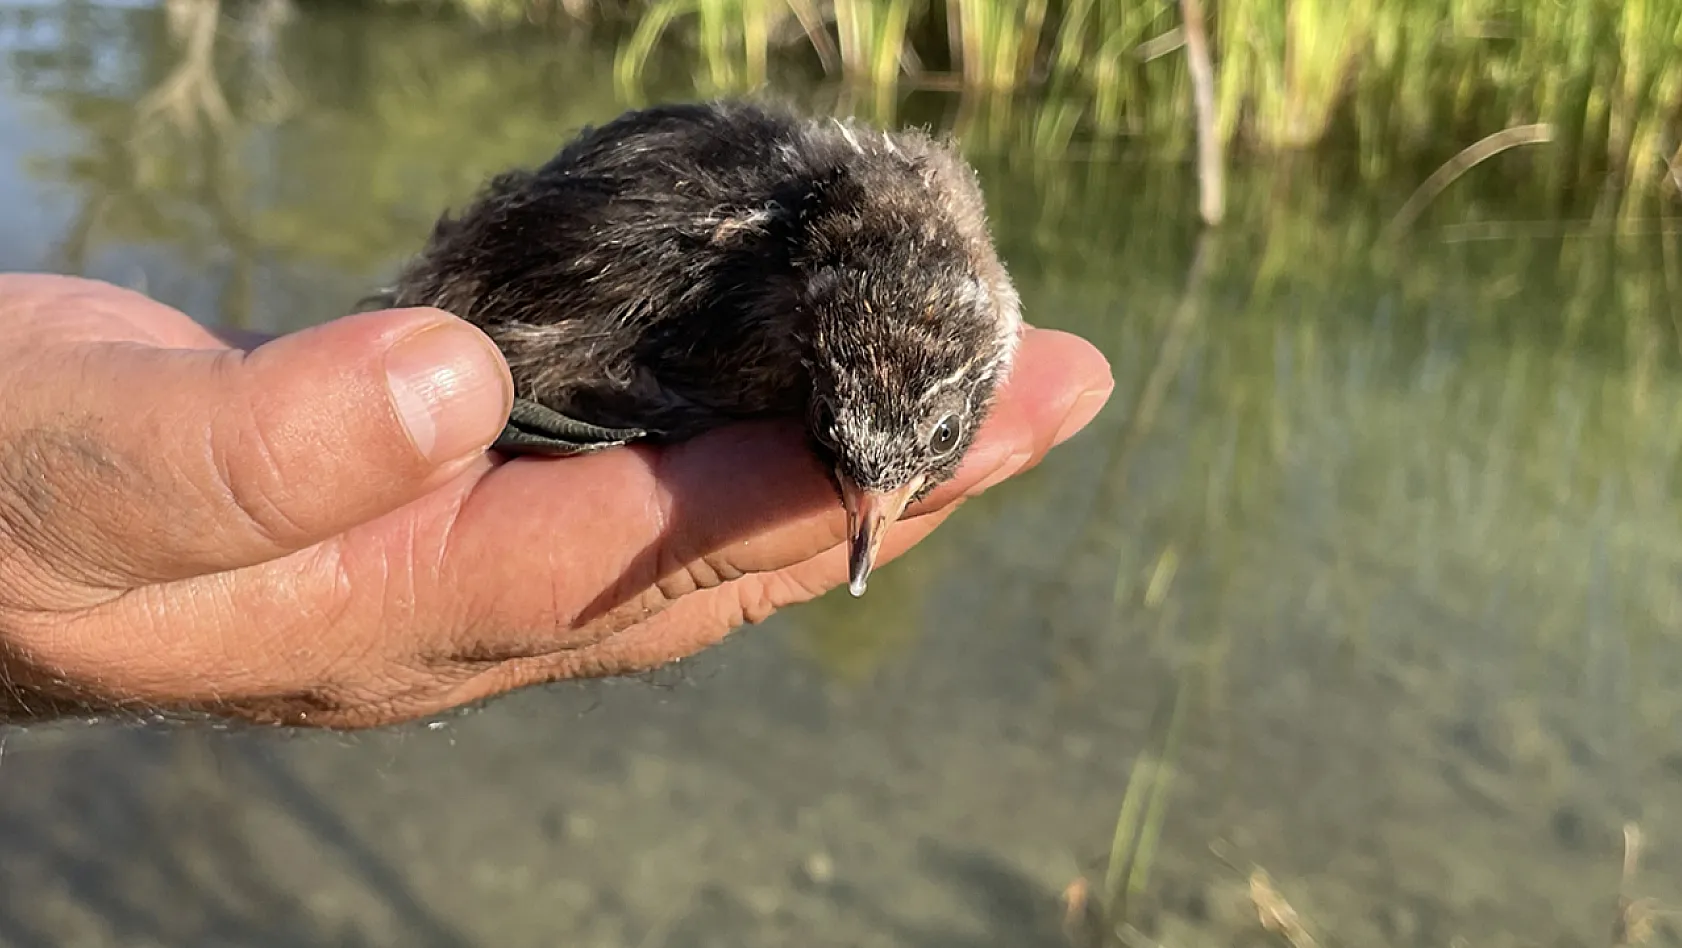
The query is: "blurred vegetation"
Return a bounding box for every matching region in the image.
[347,0,1682,211]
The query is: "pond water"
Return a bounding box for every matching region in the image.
[4,2,1682,946]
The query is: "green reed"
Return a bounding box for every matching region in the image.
[356,0,1682,201]
[554,0,1682,203]
[833,0,914,89]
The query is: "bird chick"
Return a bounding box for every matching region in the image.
[366,100,1022,596]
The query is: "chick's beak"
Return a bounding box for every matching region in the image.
[838,472,925,598]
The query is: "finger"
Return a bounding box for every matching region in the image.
[474,503,965,694]
[0,304,513,594]
[434,327,1113,648]
[368,492,967,721]
[0,327,1109,725]
[436,327,1115,684]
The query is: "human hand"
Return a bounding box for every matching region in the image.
[0,273,1112,728]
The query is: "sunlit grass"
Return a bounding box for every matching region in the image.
[528,0,1682,204]
[355,0,1682,204]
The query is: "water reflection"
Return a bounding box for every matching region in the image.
[4,3,1682,946]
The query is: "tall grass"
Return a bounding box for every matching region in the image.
[565,0,1682,204]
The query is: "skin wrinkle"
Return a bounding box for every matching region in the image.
[0,616,148,710]
[193,687,357,728]
[652,539,726,603]
[734,567,805,627]
[411,476,528,669]
[421,462,486,597]
[40,542,345,705]
[400,466,597,673]
[88,352,217,584]
[0,451,59,612]
[175,411,245,558]
[647,435,802,605]
[643,444,711,604]
[172,589,400,726]
[289,542,364,674]
[562,449,684,626]
[271,544,366,674]
[385,511,429,636]
[103,580,241,696]
[0,426,136,603]
[432,637,565,669]
[322,531,437,681]
[203,348,315,554]
[0,554,54,616]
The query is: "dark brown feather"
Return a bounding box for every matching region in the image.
[380,98,1021,496]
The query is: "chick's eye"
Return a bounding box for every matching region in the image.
[810,401,838,448]
[929,414,961,455]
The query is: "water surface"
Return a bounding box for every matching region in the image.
[2,3,1681,946]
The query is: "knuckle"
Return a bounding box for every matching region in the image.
[735,580,782,625]
[649,537,748,604]
[736,572,814,625]
[652,552,717,601]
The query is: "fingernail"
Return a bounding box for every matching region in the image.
[1053,386,1112,446]
[384,321,512,464]
[967,449,1032,497]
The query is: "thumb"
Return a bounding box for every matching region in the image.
[0,307,512,592]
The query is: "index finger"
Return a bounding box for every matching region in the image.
[451,328,1116,685]
[431,326,1113,645]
